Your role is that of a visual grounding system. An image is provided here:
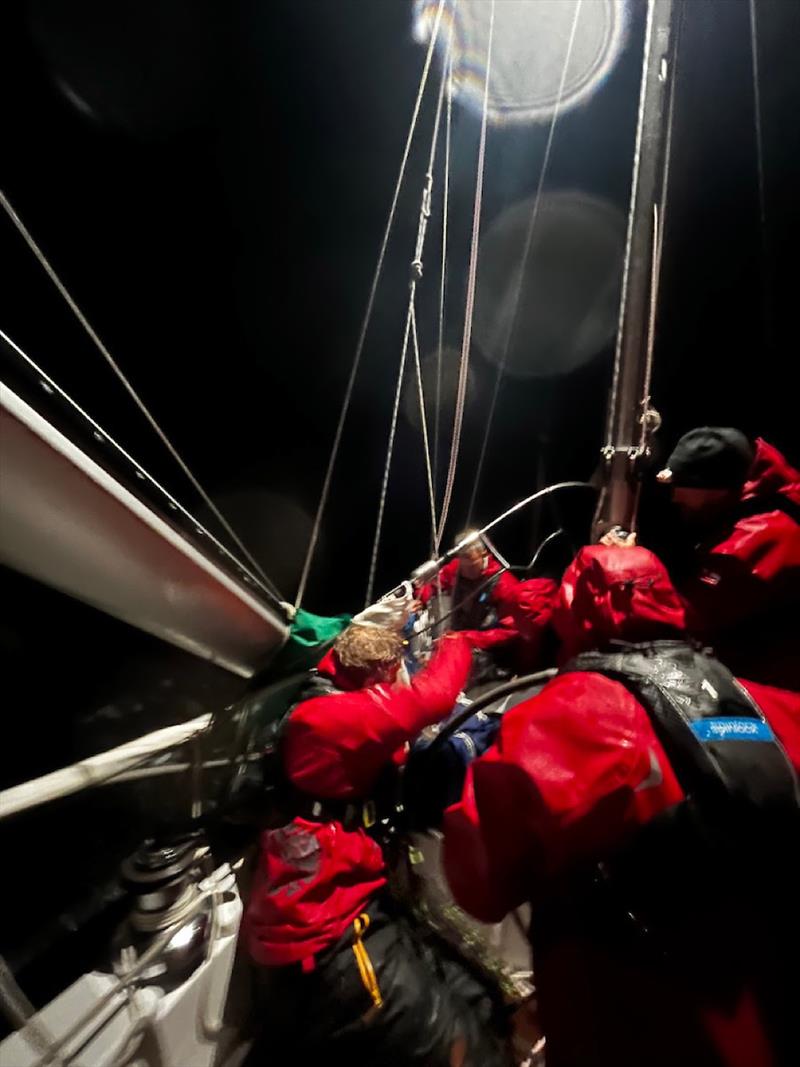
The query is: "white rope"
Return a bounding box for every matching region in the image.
[294,0,449,611]
[0,329,279,604]
[436,0,497,547]
[467,0,583,524]
[0,190,284,605]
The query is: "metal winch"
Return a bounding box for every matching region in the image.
[112,833,214,992]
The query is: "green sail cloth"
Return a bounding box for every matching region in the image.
[291,608,352,648]
[268,607,352,677]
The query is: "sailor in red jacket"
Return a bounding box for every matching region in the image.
[416,531,558,675]
[443,544,800,1067]
[657,428,800,688]
[246,621,513,1066]
[417,531,521,654]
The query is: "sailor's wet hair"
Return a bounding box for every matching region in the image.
[334,624,403,671]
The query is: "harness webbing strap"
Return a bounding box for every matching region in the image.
[352,913,383,1009]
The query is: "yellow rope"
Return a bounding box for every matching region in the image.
[351,914,383,1009]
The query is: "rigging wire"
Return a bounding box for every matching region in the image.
[603,0,660,453]
[415,517,570,641]
[411,300,439,555]
[527,527,564,571]
[0,329,283,608]
[467,0,584,525]
[748,0,773,354]
[436,0,497,548]
[481,532,511,572]
[411,41,452,557]
[639,0,684,448]
[365,303,414,607]
[294,0,450,611]
[365,17,455,605]
[434,32,455,514]
[472,480,593,544]
[0,189,285,604]
[415,565,508,638]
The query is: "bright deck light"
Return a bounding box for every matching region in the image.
[414,0,628,124]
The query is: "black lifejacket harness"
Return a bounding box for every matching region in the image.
[263,671,404,840]
[563,639,799,817]
[536,639,800,986]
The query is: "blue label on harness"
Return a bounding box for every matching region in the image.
[691,718,775,742]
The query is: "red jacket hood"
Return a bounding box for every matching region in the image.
[742,438,800,506]
[555,545,687,657]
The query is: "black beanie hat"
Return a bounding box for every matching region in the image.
[657,427,755,490]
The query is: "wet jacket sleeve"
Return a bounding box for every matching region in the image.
[681,514,800,636]
[489,569,522,617]
[458,626,518,651]
[381,632,474,735]
[285,633,473,797]
[507,577,559,668]
[443,673,682,923]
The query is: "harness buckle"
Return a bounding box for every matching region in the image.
[362,800,377,828]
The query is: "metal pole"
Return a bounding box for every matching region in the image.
[593,0,675,540]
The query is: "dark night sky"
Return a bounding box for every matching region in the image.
[2,0,799,615]
[1,0,800,1001]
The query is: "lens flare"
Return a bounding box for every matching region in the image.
[414,0,628,124]
[473,190,626,378]
[210,490,315,594]
[402,346,477,432]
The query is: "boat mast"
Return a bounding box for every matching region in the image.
[593,0,676,540]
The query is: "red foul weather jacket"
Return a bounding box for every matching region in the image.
[507,576,559,670]
[444,545,800,1067]
[418,554,521,652]
[418,556,559,666]
[245,632,473,967]
[679,438,800,689]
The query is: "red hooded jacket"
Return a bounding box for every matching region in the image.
[245,631,473,967]
[418,554,521,652]
[678,438,800,689]
[444,545,800,1067]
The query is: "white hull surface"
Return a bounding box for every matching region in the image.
[0,870,245,1067]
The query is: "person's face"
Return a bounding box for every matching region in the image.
[458,545,486,580]
[671,486,738,529]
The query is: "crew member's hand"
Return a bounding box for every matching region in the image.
[457,628,515,651]
[599,526,637,548]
